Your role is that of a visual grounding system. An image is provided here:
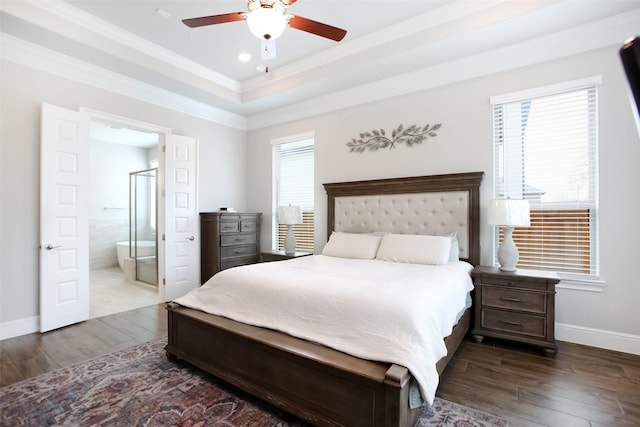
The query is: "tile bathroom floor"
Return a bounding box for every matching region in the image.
[90,267,161,318]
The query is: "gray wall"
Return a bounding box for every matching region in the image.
[0,60,247,328]
[246,46,640,352]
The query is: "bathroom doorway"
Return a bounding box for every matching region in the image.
[40,104,199,329]
[88,119,162,318]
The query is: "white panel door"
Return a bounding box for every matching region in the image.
[164,134,199,301]
[40,103,89,332]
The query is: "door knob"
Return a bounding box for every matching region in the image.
[43,244,61,250]
[186,236,195,241]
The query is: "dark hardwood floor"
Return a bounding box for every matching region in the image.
[438,338,640,427]
[1,304,638,427]
[0,304,167,387]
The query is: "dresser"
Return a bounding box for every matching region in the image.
[200,212,262,284]
[471,266,560,355]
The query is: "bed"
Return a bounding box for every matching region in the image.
[165,172,483,426]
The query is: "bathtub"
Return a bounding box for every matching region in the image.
[116,240,156,270]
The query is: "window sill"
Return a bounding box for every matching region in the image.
[556,275,605,293]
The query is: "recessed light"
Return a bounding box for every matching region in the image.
[155,8,171,18]
[238,52,252,63]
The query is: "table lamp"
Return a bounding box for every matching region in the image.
[278,205,302,254]
[488,198,530,272]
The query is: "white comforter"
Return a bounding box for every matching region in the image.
[174,255,473,405]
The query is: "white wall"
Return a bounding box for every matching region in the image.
[246,46,640,354]
[0,59,247,333]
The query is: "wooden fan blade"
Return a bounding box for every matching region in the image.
[288,15,347,41]
[182,12,245,28]
[282,0,298,5]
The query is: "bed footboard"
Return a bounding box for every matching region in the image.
[166,302,420,427]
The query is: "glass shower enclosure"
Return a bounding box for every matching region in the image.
[128,167,158,286]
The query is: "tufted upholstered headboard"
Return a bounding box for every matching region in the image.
[323,172,484,266]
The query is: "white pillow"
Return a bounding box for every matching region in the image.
[375,234,452,265]
[322,232,383,259]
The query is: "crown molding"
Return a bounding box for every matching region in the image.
[3,0,242,94]
[2,5,638,132]
[0,33,247,130]
[246,8,640,130]
[242,0,510,96]
[11,0,514,104]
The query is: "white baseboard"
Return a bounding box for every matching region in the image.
[0,316,39,340]
[556,323,640,356]
[2,316,639,356]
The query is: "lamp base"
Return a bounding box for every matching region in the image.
[497,226,519,272]
[284,225,296,255]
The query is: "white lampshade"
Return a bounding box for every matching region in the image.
[487,199,530,227]
[246,7,287,40]
[278,205,302,225]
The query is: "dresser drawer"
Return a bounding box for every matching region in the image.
[219,221,240,233]
[220,256,258,271]
[241,221,258,232]
[220,234,257,246]
[481,308,547,339]
[482,286,546,314]
[221,245,257,259]
[477,275,521,287]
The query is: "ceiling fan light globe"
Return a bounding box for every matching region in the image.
[247,8,287,40]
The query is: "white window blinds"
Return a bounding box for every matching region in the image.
[491,79,599,277]
[272,135,315,252]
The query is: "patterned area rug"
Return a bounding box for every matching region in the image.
[1,338,507,426]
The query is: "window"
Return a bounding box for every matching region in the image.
[491,77,600,278]
[272,133,315,252]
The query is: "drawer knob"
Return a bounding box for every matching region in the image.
[500,297,522,303]
[500,320,522,326]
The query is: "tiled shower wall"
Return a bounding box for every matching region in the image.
[89,215,155,271]
[89,215,128,270]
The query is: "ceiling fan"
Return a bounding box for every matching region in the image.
[182,0,347,45]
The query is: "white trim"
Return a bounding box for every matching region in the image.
[2,6,637,131]
[556,323,640,356]
[80,108,172,135]
[490,75,603,105]
[242,0,509,94]
[270,131,315,146]
[2,315,637,357]
[0,33,247,131]
[247,8,638,130]
[0,316,39,340]
[12,0,241,93]
[557,277,606,293]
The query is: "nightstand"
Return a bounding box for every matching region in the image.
[471,266,561,356]
[259,250,313,262]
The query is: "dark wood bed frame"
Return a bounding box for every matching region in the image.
[166,172,483,426]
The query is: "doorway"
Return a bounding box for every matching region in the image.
[40,104,200,331]
[87,119,162,318]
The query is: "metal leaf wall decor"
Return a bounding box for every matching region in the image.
[347,123,441,153]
